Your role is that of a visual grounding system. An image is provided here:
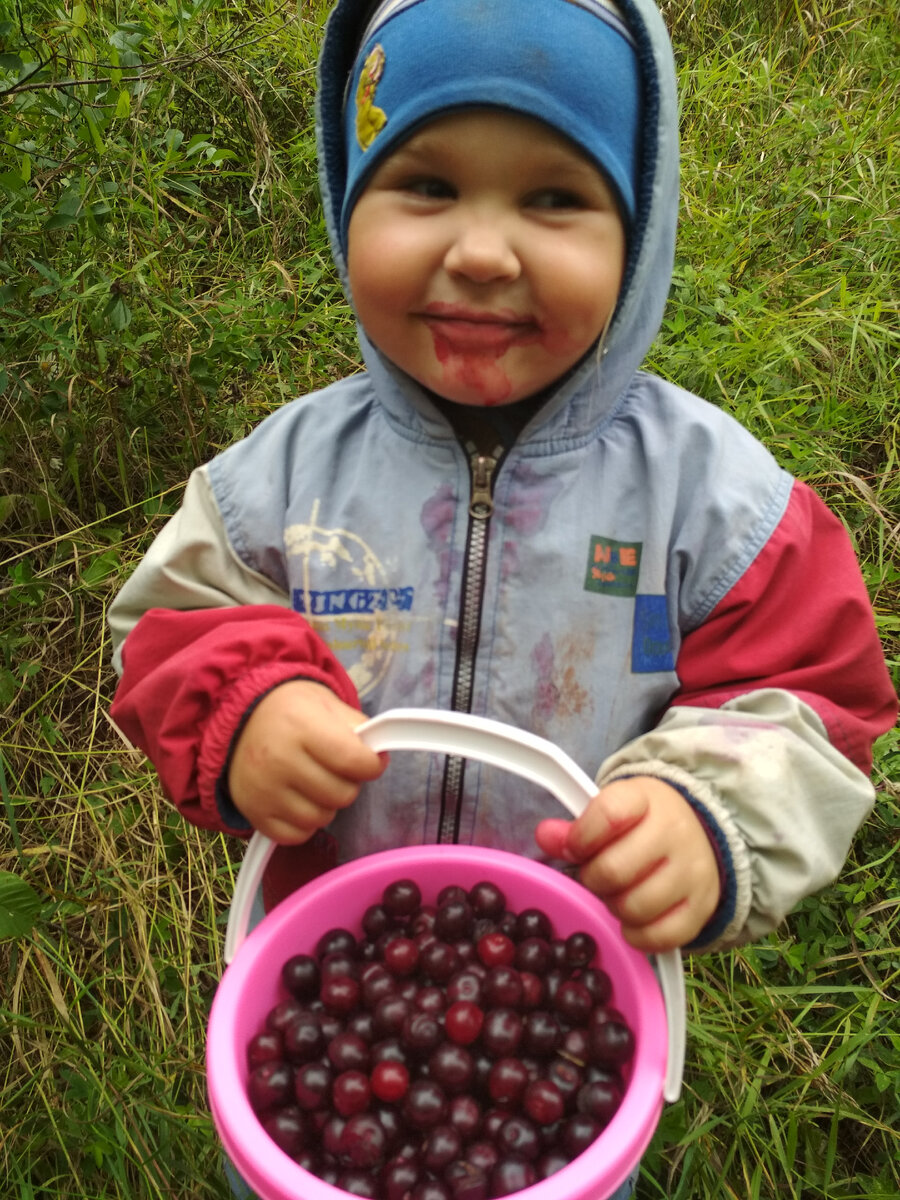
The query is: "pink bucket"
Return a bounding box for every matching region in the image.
[207,710,685,1200]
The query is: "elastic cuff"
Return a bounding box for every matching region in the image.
[197,662,360,831]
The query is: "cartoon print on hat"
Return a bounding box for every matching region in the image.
[355,45,388,150]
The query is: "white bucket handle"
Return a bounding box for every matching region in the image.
[223,708,685,1103]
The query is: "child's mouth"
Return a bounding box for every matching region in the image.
[421,304,539,353]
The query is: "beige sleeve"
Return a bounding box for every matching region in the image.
[597,688,876,950]
[109,466,289,673]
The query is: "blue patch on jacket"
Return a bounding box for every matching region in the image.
[632,595,675,672]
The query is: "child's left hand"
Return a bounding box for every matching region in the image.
[535,777,721,952]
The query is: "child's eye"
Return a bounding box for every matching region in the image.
[526,188,585,211]
[402,176,456,200]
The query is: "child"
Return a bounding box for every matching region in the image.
[109,0,896,1191]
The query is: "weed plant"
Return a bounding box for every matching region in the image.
[1,0,897,1196]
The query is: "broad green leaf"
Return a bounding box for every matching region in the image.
[43,211,81,230]
[80,547,121,586]
[0,872,42,940]
[115,88,130,119]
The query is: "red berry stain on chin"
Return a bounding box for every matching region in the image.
[430,328,513,406]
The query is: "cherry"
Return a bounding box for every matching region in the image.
[447,1094,482,1139]
[403,1011,443,1056]
[373,994,414,1038]
[329,1030,371,1071]
[579,966,612,1006]
[545,1057,583,1105]
[496,1114,540,1161]
[265,998,305,1034]
[487,1057,529,1106]
[321,974,361,1015]
[409,905,437,936]
[476,932,515,968]
[554,979,592,1026]
[295,1061,334,1110]
[514,908,553,941]
[490,1157,536,1196]
[445,1001,484,1046]
[336,1166,380,1196]
[362,903,393,940]
[361,964,398,1009]
[338,1112,388,1168]
[383,936,420,977]
[523,1078,565,1125]
[464,1139,500,1174]
[468,881,506,920]
[564,930,598,968]
[382,1157,421,1200]
[284,1011,325,1064]
[420,941,461,982]
[481,1008,523,1057]
[247,1059,294,1114]
[316,927,358,959]
[246,1029,284,1069]
[428,1043,475,1094]
[483,966,522,1009]
[444,1159,488,1200]
[382,879,422,919]
[262,1105,309,1157]
[371,1060,410,1103]
[348,1010,377,1043]
[576,1078,623,1125]
[559,1026,590,1065]
[514,936,551,974]
[522,1010,561,1057]
[321,950,359,980]
[519,972,543,1010]
[403,1079,449,1129]
[371,1037,410,1067]
[333,1069,371,1118]
[589,1016,635,1067]
[434,898,474,941]
[422,1123,463,1171]
[416,985,447,1016]
[411,1180,452,1200]
[281,953,320,1001]
[446,971,484,1006]
[562,1112,601,1156]
[536,1150,570,1179]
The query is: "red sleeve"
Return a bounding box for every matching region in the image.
[110,605,361,832]
[672,480,897,774]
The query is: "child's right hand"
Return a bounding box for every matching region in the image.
[227,680,386,843]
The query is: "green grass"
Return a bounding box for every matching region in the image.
[1,0,898,1196]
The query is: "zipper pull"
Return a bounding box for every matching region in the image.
[469,449,498,519]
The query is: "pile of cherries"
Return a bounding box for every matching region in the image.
[243,877,635,1199]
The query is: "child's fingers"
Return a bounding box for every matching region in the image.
[297,715,386,783]
[534,818,580,862]
[566,781,649,859]
[617,903,699,954]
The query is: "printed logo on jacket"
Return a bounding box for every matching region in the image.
[583,534,675,674]
[285,502,415,696]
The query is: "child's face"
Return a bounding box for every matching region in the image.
[347,109,626,407]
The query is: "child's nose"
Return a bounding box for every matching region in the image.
[443,217,521,284]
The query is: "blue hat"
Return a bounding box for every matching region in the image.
[340,0,642,252]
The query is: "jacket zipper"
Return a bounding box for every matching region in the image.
[437,443,502,843]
